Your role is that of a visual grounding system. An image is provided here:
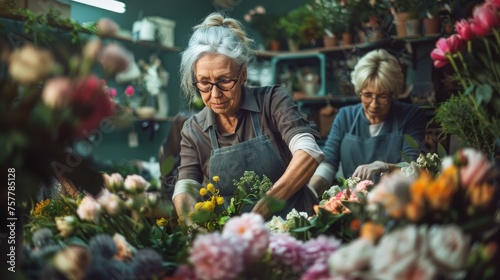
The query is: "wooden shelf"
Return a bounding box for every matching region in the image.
[0,11,181,52]
[255,35,441,58]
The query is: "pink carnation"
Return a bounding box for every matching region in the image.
[459,148,492,186]
[301,235,341,267]
[222,213,269,263]
[189,232,243,280]
[269,233,304,271]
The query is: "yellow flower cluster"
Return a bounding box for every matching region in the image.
[193,177,224,213]
[156,217,168,227]
[33,199,50,217]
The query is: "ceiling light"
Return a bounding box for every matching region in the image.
[71,0,126,14]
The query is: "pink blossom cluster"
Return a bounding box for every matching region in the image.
[431,0,500,67]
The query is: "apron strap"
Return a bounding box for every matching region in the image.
[349,106,362,134]
[208,111,262,149]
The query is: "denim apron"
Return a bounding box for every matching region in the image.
[208,111,318,218]
[340,105,402,181]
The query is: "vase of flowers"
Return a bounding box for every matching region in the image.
[430,0,500,158]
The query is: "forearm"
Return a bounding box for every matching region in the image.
[268,150,319,201]
[173,193,197,219]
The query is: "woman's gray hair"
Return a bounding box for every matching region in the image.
[350,49,404,98]
[179,12,255,102]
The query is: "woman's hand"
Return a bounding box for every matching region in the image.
[352,161,389,180]
[252,197,273,220]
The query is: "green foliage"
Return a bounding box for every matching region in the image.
[278,6,323,45]
[432,94,497,156]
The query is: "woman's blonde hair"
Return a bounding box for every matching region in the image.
[179,12,255,103]
[350,49,404,98]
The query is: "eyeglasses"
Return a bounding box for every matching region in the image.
[192,66,243,93]
[360,93,391,105]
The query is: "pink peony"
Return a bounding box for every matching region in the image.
[431,35,465,68]
[71,75,114,138]
[269,233,304,271]
[459,148,492,186]
[42,77,73,109]
[455,19,475,41]
[354,180,373,192]
[301,235,341,267]
[189,232,244,280]
[76,195,101,222]
[222,213,270,263]
[301,261,331,280]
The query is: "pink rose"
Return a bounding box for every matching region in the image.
[99,43,131,76]
[459,148,492,186]
[42,77,73,109]
[107,87,117,98]
[97,189,122,216]
[76,195,101,222]
[455,19,475,41]
[269,233,304,271]
[124,85,135,96]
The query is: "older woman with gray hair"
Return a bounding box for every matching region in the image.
[309,49,426,195]
[173,12,324,222]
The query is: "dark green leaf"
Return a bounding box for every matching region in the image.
[160,155,174,177]
[476,84,493,104]
[404,134,419,150]
[437,142,448,158]
[464,85,475,96]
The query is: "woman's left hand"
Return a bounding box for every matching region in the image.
[352,160,389,180]
[252,197,273,220]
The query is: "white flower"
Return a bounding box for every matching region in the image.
[76,195,102,222]
[427,224,470,272]
[9,44,54,84]
[42,77,73,109]
[55,216,77,238]
[146,192,159,207]
[265,216,290,233]
[97,189,122,216]
[102,172,124,192]
[124,174,150,193]
[328,238,374,275]
[370,224,437,279]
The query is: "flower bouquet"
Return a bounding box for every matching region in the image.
[430,0,500,158]
[187,171,278,232]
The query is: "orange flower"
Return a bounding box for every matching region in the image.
[467,182,494,206]
[425,165,459,210]
[360,222,384,244]
[410,170,432,202]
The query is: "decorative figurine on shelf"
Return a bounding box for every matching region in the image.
[137,54,170,117]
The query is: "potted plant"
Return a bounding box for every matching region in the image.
[278,6,323,51]
[391,0,424,36]
[309,0,343,47]
[243,5,282,51]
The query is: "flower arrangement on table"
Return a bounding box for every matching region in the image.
[430,0,500,158]
[22,172,185,279]
[243,5,282,49]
